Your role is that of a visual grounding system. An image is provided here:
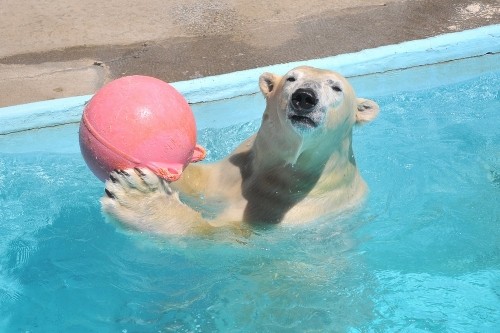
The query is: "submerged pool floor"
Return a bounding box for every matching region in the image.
[0,66,499,331]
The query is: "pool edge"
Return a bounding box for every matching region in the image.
[1,24,499,135]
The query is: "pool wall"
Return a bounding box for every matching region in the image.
[0,24,499,135]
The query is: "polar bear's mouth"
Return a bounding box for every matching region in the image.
[288,114,318,129]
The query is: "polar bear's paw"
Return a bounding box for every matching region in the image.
[104,168,171,200]
[100,168,212,235]
[101,168,174,230]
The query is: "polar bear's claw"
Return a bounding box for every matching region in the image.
[109,174,118,183]
[104,188,115,199]
[133,167,147,177]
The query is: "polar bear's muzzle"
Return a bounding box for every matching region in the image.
[288,88,323,131]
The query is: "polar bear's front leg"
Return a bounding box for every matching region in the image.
[101,168,213,236]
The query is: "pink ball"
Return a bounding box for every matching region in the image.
[79,75,206,182]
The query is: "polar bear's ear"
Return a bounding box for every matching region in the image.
[356,98,380,124]
[259,72,281,98]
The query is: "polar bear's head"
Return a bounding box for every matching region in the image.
[259,66,379,140]
[254,66,379,167]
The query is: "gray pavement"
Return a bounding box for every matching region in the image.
[1,0,499,107]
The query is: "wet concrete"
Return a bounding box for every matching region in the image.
[1,0,499,107]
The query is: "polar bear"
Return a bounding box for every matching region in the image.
[101,66,379,236]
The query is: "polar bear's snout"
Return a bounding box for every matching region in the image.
[287,86,325,131]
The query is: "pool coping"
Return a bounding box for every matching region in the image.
[1,24,499,135]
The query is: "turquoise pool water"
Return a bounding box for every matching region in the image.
[1,60,499,331]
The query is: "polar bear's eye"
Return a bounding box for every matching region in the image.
[286,77,296,82]
[331,85,342,93]
[327,79,342,93]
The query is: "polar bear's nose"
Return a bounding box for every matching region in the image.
[291,88,318,112]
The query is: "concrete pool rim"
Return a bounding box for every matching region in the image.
[1,24,499,135]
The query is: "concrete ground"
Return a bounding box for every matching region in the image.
[1,0,499,107]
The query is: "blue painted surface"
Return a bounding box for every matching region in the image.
[1,24,499,135]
